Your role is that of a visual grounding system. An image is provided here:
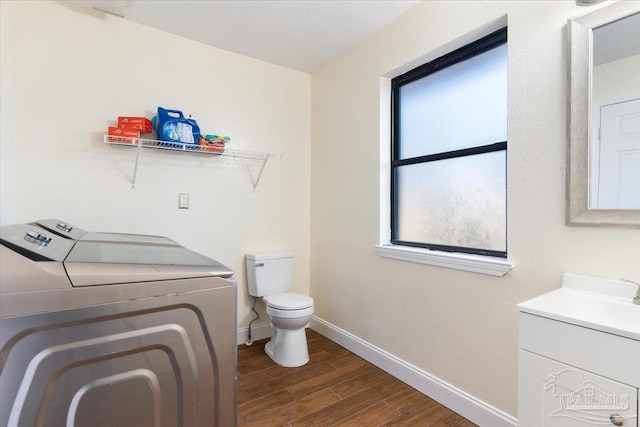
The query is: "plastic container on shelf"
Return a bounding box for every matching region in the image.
[156,107,200,148]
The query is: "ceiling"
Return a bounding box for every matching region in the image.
[71,0,421,73]
[592,11,640,66]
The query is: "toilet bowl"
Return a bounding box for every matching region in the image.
[264,293,314,367]
[245,253,314,367]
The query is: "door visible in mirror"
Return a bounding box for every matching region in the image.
[590,12,640,209]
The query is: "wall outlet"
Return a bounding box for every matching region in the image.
[178,193,189,209]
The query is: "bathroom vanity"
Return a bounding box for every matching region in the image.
[517,274,640,426]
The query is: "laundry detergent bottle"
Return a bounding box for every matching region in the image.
[156,107,201,147]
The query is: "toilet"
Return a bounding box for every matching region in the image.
[246,252,314,367]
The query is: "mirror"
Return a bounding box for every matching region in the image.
[567,2,640,227]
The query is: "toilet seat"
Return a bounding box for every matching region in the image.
[266,304,314,319]
[263,292,313,310]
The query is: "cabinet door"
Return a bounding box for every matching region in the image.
[519,350,638,426]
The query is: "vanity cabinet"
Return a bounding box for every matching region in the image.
[517,274,640,427]
[519,342,638,426]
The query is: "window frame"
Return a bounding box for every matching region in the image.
[390,27,508,258]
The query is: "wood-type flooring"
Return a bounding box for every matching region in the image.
[237,329,478,426]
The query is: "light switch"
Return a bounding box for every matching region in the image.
[178,193,189,209]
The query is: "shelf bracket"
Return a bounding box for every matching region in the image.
[250,157,270,190]
[131,139,144,189]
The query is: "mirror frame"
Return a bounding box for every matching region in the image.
[567,2,640,227]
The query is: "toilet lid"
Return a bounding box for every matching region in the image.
[263,292,314,310]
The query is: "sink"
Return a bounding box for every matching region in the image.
[518,273,640,341]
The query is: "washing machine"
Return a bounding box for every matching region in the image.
[0,222,237,427]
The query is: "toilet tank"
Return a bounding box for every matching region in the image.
[245,252,293,297]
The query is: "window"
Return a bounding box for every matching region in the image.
[391,28,507,258]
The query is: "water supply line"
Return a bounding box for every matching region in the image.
[245,297,260,346]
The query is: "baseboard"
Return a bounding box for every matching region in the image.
[310,316,517,427]
[237,322,270,346]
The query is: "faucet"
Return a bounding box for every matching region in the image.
[621,278,640,305]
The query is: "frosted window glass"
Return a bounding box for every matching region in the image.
[395,151,506,252]
[398,44,507,159]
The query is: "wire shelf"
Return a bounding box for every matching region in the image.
[104,135,281,189]
[104,135,280,161]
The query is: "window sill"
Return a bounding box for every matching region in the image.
[374,244,514,277]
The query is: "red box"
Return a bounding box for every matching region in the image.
[108,126,140,143]
[202,143,225,153]
[117,117,152,133]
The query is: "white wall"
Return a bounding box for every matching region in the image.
[593,53,640,102]
[311,0,640,418]
[0,1,18,225]
[0,0,311,331]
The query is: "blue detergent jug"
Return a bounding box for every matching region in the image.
[156,107,200,147]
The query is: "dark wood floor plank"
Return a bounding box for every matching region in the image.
[381,401,453,427]
[238,388,340,427]
[431,412,479,427]
[385,386,437,413]
[329,365,390,399]
[238,350,334,391]
[237,331,477,427]
[335,401,402,427]
[325,352,367,369]
[238,364,295,391]
[238,352,279,376]
[237,390,294,422]
[307,336,344,355]
[238,360,336,403]
[285,360,372,398]
[290,377,408,426]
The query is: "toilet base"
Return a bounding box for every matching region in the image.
[264,327,310,367]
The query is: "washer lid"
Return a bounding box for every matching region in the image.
[263,292,313,310]
[81,232,179,245]
[64,241,234,286]
[35,219,179,246]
